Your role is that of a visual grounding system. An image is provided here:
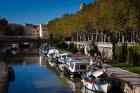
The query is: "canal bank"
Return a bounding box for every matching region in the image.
[71,53,140,93]
[106,64,140,93]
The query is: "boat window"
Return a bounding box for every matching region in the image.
[67,55,71,58]
[75,65,79,70]
[70,64,74,69]
[80,65,86,70]
[62,55,66,58]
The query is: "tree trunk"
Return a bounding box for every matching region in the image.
[112,42,115,61]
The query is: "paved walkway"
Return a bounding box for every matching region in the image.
[106,64,140,93]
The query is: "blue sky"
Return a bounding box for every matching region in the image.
[0,0,93,24]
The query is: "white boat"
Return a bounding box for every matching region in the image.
[58,53,72,63]
[39,44,50,55]
[63,59,90,77]
[81,70,111,93]
[58,53,73,71]
[47,49,60,67]
[81,86,97,93]
[11,43,19,49]
[7,43,19,55]
[47,49,60,58]
[48,58,57,67]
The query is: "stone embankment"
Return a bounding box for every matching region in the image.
[0,62,9,93]
[106,65,140,93]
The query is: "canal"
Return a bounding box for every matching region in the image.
[5,48,82,93]
[4,48,122,93]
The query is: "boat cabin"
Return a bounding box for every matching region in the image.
[58,53,72,63]
[63,59,90,77]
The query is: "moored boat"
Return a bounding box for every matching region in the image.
[39,44,50,55]
[81,70,111,93]
[58,53,72,63]
[58,53,73,71]
[47,48,60,67]
[63,59,90,77]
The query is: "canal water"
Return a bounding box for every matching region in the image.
[5,48,121,93]
[6,49,83,93]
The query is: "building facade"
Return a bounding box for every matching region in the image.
[25,24,48,39]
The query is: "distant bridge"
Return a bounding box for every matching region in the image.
[0,36,48,47]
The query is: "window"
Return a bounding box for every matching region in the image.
[62,55,66,59]
[80,65,86,70]
[70,64,74,69]
[75,65,79,70]
[67,54,71,58]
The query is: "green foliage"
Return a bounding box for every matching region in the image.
[115,44,128,63]
[108,62,140,75]
[116,44,140,66]
[56,40,68,50]
[79,48,85,54]
[48,37,61,47]
[115,45,122,61]
[88,48,96,57]
[120,44,128,63]
[46,0,140,60]
[68,43,78,53]
[5,24,24,36]
[128,45,140,66]
[88,43,101,57]
[0,18,24,36]
[0,18,8,35]
[47,0,140,37]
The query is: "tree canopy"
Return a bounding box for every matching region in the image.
[46,0,140,37]
[0,18,24,36]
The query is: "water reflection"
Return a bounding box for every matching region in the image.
[59,72,82,93]
[6,49,73,93]
[8,66,15,82]
[81,87,97,93]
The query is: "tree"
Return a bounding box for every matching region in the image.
[0,18,8,35]
[5,24,24,36]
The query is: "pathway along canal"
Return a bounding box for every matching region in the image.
[5,48,121,93]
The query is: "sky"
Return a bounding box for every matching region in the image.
[0,0,93,24]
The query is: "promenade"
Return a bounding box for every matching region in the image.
[107,65,140,93]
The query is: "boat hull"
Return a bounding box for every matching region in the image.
[63,67,83,77]
[48,58,58,67]
[82,79,109,93]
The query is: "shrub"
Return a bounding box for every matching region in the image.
[115,45,122,61]
[88,44,101,57]
[68,43,78,53]
[56,40,68,49]
[131,46,140,66]
[79,48,85,54]
[128,46,134,64]
[120,44,128,63]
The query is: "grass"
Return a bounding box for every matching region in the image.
[107,62,140,75]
